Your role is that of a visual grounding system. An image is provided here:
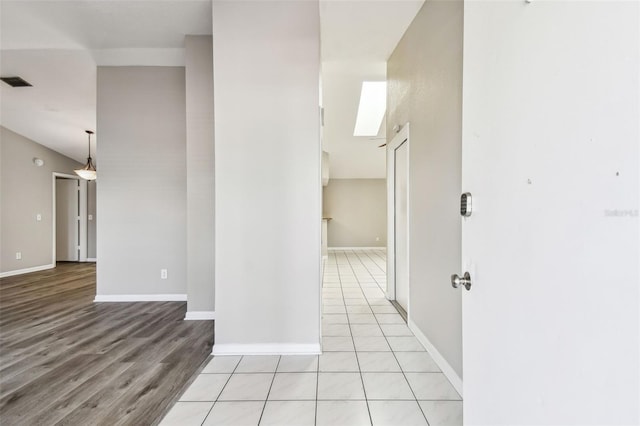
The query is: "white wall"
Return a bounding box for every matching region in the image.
[185,35,215,316]
[96,66,187,298]
[387,0,464,379]
[462,1,639,424]
[0,127,82,275]
[323,178,386,247]
[212,0,321,354]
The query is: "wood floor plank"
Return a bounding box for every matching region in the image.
[24,361,135,425]
[56,362,169,426]
[0,263,213,426]
[0,354,103,423]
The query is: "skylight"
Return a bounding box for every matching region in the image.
[353,81,387,137]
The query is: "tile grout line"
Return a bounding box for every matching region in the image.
[327,249,372,423]
[347,249,384,294]
[256,355,281,425]
[182,396,459,403]
[356,250,384,278]
[344,248,432,426]
[315,256,334,426]
[341,248,374,426]
[199,355,244,426]
[361,248,387,275]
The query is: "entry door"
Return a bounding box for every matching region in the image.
[461,2,638,424]
[56,178,79,261]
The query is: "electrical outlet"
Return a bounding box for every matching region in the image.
[88,214,93,221]
[15,252,22,260]
[375,236,380,241]
[36,214,42,221]
[160,269,168,279]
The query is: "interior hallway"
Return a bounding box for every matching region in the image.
[161,249,462,426]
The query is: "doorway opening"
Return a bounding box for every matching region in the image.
[52,173,87,264]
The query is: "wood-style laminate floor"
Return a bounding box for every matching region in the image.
[0,262,213,426]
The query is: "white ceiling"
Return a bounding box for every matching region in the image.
[0,1,212,51]
[322,60,388,179]
[0,0,423,174]
[0,0,211,162]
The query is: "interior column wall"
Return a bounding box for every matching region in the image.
[212,0,321,353]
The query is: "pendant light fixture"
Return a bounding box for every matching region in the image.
[74,130,97,180]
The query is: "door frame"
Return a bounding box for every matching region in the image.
[386,123,410,315]
[52,173,87,263]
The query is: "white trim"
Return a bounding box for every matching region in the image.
[86,258,97,262]
[0,263,55,278]
[184,311,216,320]
[212,343,322,356]
[328,247,386,251]
[93,294,187,302]
[386,123,410,313]
[408,318,463,397]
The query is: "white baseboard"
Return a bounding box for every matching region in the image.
[328,247,386,250]
[408,318,463,397]
[0,263,55,278]
[185,311,215,320]
[94,294,187,302]
[86,258,97,262]
[212,343,321,356]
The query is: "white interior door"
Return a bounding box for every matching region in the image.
[461,2,639,425]
[387,124,410,313]
[56,178,79,262]
[394,140,409,312]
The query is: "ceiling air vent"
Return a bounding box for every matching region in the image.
[1,76,32,87]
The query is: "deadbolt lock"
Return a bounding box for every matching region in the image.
[460,193,472,217]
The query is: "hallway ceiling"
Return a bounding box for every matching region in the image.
[0,0,423,174]
[320,0,424,179]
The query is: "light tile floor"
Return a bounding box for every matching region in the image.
[160,249,462,426]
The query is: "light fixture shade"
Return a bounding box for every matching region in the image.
[75,129,97,180]
[74,161,97,180]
